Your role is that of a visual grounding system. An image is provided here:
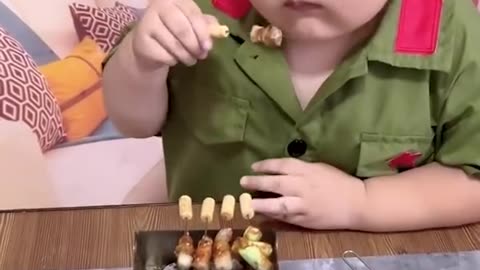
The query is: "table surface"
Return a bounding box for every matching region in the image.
[1,203,479,270]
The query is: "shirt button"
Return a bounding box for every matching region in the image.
[287,139,307,157]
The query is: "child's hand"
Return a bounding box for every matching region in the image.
[131,0,217,68]
[240,158,367,230]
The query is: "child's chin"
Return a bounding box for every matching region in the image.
[282,23,348,41]
[285,30,344,42]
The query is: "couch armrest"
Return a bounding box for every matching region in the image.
[0,120,58,210]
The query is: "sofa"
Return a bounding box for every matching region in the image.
[0,0,168,210]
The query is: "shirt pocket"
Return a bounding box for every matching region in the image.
[178,90,250,145]
[355,133,434,178]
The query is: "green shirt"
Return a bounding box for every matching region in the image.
[103,0,480,202]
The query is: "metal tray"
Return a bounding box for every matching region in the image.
[133,229,279,270]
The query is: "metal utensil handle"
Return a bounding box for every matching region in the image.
[342,250,374,270]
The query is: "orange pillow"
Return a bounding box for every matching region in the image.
[39,37,107,141]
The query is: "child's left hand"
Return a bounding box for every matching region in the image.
[240,158,367,230]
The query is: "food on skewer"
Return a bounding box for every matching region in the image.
[209,24,230,38]
[248,241,273,257]
[192,235,214,270]
[231,235,273,270]
[238,245,273,270]
[231,236,247,257]
[250,25,282,47]
[243,226,262,241]
[169,195,274,270]
[192,197,216,270]
[175,234,195,270]
[239,193,254,220]
[214,195,237,270]
[213,228,235,270]
[176,195,194,269]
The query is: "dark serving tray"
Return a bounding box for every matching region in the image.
[133,229,279,270]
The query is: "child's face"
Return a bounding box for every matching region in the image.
[250,0,389,41]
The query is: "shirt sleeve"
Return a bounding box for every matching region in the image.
[101,22,137,71]
[433,0,480,177]
[435,56,480,177]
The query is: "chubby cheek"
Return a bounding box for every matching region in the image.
[332,0,389,29]
[249,0,278,13]
[249,0,285,22]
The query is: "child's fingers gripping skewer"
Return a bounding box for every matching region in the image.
[240,193,254,224]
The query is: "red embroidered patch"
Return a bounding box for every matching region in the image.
[388,151,422,170]
[212,0,252,19]
[395,0,443,55]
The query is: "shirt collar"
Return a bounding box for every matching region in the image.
[227,0,454,72]
[365,0,455,72]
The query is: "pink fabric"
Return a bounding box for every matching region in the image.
[212,0,252,19]
[395,0,442,55]
[0,27,65,151]
[69,2,138,52]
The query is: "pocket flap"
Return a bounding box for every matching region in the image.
[356,133,434,178]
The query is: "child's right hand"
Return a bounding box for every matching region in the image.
[131,0,217,69]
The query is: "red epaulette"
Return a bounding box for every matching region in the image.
[212,0,252,19]
[395,0,443,55]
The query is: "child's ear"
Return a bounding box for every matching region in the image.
[212,0,252,19]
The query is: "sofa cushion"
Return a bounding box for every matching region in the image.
[0,26,65,151]
[39,37,107,141]
[69,2,138,52]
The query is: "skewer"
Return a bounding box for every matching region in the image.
[178,195,193,234]
[200,197,215,236]
[214,196,235,270]
[192,197,216,270]
[176,195,195,270]
[239,193,254,225]
[342,250,374,270]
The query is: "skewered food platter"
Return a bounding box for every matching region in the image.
[133,193,278,270]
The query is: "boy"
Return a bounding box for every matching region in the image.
[102,0,480,232]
